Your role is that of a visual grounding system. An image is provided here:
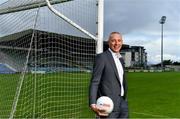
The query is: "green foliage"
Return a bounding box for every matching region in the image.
[163,59,173,65]
[173,61,180,65]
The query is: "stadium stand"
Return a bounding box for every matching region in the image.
[0,63,16,74]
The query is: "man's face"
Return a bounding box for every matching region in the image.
[108,34,123,53]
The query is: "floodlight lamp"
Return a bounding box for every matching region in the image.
[159,16,166,24]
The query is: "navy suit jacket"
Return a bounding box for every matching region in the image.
[89,50,128,111]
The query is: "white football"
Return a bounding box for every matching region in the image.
[96,96,114,114]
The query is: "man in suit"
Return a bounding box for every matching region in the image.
[89,32,128,118]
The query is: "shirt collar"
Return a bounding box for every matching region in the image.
[108,48,122,58]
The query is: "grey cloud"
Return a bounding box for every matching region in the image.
[104,0,180,38]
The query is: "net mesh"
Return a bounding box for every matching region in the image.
[0,0,97,118]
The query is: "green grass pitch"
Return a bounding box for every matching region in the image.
[0,72,180,118]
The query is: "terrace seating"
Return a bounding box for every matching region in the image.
[0,63,16,74]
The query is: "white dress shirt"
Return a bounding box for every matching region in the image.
[109,48,124,96]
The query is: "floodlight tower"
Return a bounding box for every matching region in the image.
[159,16,166,70]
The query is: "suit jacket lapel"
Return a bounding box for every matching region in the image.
[119,57,125,72]
[106,50,120,82]
[119,57,127,96]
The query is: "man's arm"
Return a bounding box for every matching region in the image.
[89,54,104,105]
[89,54,108,116]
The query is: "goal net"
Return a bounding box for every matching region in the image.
[0,0,99,118]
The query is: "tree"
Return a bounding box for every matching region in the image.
[163,60,173,65]
[173,61,180,65]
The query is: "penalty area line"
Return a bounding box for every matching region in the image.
[132,111,170,118]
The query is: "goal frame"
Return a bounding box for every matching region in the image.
[1,0,104,118]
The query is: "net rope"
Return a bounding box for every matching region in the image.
[0,0,97,118]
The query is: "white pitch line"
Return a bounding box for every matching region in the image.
[132,111,170,118]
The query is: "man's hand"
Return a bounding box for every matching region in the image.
[90,104,108,117]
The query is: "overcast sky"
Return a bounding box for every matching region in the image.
[0,0,180,64]
[0,0,7,3]
[104,0,180,64]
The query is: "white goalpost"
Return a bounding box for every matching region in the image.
[45,0,103,54]
[0,0,103,118]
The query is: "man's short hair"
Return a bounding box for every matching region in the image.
[108,32,122,41]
